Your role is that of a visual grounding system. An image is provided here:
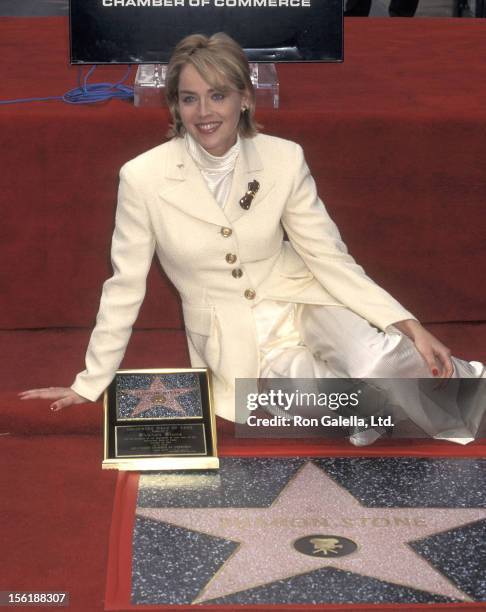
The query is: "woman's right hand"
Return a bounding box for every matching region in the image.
[18,387,89,411]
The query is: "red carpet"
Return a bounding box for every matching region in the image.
[2,18,486,338]
[0,435,117,612]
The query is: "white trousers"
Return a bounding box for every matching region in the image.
[254,300,485,442]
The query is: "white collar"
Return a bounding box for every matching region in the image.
[184,132,240,174]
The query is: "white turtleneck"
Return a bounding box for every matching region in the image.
[185,132,240,210]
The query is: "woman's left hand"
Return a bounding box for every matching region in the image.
[393,319,454,379]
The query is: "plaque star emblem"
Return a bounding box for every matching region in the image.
[137,462,486,603]
[122,376,197,417]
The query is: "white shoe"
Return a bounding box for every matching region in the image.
[470,361,486,377]
[433,433,475,445]
[349,428,384,447]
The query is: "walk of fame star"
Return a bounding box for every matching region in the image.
[121,377,197,417]
[137,461,486,603]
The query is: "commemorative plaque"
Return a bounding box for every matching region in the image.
[102,368,218,471]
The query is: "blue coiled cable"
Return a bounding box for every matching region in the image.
[0,65,134,106]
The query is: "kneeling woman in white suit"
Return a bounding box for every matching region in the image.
[20,33,485,444]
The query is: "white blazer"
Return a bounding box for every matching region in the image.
[71,134,415,420]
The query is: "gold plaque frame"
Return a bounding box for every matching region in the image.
[102,368,219,471]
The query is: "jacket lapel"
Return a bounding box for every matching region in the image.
[159,138,229,226]
[224,136,275,224]
[158,136,274,227]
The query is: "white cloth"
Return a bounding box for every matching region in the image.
[258,301,485,443]
[185,135,485,443]
[185,135,320,376]
[184,137,321,378]
[185,132,240,210]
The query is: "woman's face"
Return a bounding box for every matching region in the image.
[177,63,249,157]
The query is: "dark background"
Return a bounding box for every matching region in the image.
[69,0,342,64]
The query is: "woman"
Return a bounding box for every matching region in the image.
[20,33,485,444]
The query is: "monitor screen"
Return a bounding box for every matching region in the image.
[70,0,343,64]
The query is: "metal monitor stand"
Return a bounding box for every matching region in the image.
[134,62,279,109]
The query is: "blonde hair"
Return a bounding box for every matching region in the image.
[165,32,259,139]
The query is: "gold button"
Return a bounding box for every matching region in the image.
[244,289,256,300]
[232,268,243,278]
[221,227,232,238]
[225,253,237,264]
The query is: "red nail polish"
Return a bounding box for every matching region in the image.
[432,368,439,376]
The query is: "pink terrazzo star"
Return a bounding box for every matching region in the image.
[137,461,486,603]
[122,377,197,417]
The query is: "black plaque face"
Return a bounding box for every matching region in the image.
[103,369,218,470]
[116,423,207,457]
[70,0,343,64]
